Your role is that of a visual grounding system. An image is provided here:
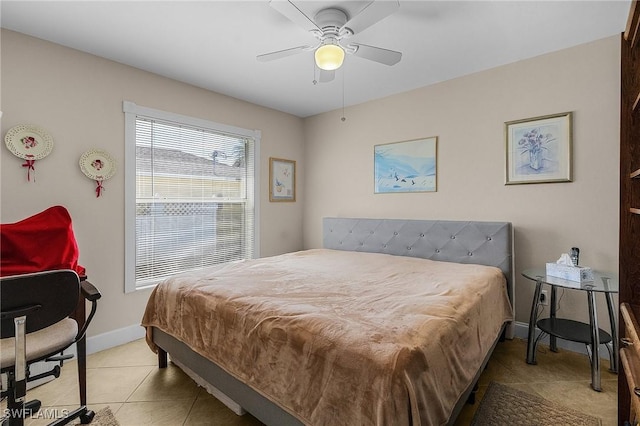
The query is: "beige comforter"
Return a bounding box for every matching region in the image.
[142,249,512,426]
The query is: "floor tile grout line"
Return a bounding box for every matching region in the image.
[181,393,200,426]
[120,366,157,407]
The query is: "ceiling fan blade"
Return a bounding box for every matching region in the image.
[350,43,402,66]
[257,45,311,62]
[341,0,399,35]
[318,69,335,83]
[269,0,320,32]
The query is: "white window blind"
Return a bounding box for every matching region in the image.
[124,102,260,292]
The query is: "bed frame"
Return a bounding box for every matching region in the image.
[151,218,514,425]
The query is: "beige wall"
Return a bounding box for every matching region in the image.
[0,30,305,337]
[0,29,621,340]
[302,36,620,329]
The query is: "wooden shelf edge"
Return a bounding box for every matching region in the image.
[621,349,640,394]
[626,0,638,39]
[626,0,639,46]
[623,303,640,342]
[631,168,640,179]
[631,208,640,215]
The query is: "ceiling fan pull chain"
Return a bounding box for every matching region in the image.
[341,66,346,122]
[312,57,318,85]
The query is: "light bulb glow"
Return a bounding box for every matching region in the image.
[315,44,345,71]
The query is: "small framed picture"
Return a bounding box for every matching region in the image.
[269,157,296,202]
[505,112,572,185]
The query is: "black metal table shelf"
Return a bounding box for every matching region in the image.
[536,318,612,345]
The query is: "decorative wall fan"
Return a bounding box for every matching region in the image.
[257,0,402,83]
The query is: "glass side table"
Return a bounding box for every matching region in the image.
[522,268,618,391]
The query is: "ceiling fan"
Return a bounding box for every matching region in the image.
[257,0,402,83]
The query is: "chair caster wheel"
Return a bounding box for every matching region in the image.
[25,399,42,416]
[80,410,95,424]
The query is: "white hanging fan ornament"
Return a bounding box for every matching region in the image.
[79,149,116,197]
[4,124,54,182]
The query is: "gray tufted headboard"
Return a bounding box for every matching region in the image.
[322,217,514,307]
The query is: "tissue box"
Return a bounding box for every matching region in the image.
[545,263,594,282]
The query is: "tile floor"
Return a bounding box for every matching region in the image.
[6,337,617,425]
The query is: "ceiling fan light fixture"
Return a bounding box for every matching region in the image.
[315,43,345,71]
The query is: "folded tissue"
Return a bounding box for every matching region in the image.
[546,253,594,282]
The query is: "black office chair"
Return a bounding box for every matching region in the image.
[1,269,101,426]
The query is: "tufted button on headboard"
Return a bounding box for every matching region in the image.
[322,217,514,303]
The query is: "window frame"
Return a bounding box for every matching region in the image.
[123,101,261,293]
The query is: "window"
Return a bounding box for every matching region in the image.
[123,101,260,292]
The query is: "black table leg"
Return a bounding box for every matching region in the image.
[527,279,543,364]
[587,289,601,391]
[605,292,618,373]
[550,285,558,352]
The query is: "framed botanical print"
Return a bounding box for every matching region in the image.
[505,112,572,184]
[269,157,296,202]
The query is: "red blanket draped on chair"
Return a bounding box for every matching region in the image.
[1,206,86,277]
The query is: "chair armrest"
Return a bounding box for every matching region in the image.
[80,280,101,302]
[75,280,101,342]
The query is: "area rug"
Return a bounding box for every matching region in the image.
[471,382,602,426]
[72,407,120,426]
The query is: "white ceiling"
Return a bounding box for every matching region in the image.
[0,1,631,118]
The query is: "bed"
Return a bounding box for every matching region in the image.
[142,218,514,425]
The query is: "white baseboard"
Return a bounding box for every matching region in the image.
[86,324,146,355]
[62,324,146,358]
